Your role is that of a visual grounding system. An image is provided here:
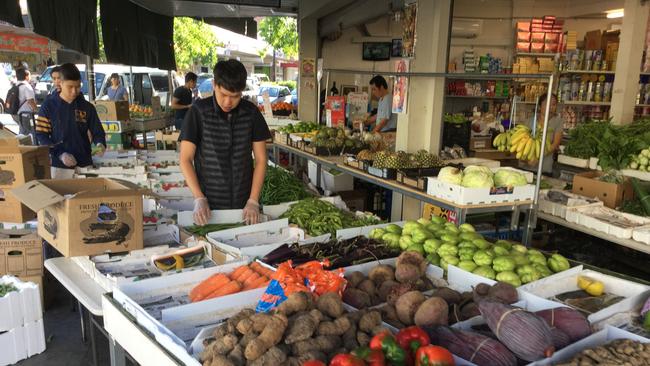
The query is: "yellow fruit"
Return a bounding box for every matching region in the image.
[516,137,529,153]
[523,138,534,156]
[510,132,528,146]
[577,275,604,296]
[510,143,518,153]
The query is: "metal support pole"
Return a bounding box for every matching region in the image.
[167,70,174,109]
[323,71,330,124]
[85,56,95,101]
[108,336,127,366]
[524,74,554,246]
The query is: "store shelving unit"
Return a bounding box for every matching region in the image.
[560,70,615,75]
[515,52,557,58]
[563,101,612,106]
[445,95,509,100]
[537,212,650,255]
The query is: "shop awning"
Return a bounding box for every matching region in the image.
[100,0,176,70]
[27,0,99,58]
[0,0,24,27]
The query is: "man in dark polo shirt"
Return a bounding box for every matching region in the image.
[180,60,271,225]
[36,63,106,179]
[172,72,197,129]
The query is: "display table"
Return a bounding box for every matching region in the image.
[272,142,533,226]
[132,117,175,147]
[538,212,650,255]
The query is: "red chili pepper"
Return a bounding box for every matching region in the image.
[396,326,431,355]
[329,354,366,366]
[352,347,386,366]
[302,360,326,366]
[415,345,455,366]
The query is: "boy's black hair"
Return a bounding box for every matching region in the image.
[110,73,119,81]
[51,66,61,75]
[59,63,81,81]
[185,72,198,83]
[16,68,28,81]
[369,75,388,90]
[213,59,247,92]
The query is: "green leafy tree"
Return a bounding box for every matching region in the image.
[173,17,221,71]
[258,17,298,81]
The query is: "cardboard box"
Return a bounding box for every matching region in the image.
[584,30,603,50]
[572,171,633,209]
[93,101,130,121]
[338,190,367,212]
[0,229,42,277]
[469,136,492,150]
[10,178,144,257]
[0,140,50,223]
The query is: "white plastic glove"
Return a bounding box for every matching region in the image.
[59,152,77,167]
[242,199,260,225]
[193,197,211,226]
[93,143,106,157]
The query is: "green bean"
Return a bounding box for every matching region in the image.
[260,166,311,205]
[184,222,245,236]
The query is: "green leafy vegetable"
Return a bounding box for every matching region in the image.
[260,165,311,205]
[0,283,17,297]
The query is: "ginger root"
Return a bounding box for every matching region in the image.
[358,310,382,333]
[284,309,323,344]
[244,313,288,360]
[276,292,312,316]
[316,292,344,318]
[317,316,351,336]
[247,346,287,366]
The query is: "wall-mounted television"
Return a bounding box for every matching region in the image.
[362,42,392,61]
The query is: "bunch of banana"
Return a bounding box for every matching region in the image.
[493,125,552,162]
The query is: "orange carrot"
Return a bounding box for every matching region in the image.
[189,273,230,302]
[232,266,253,282]
[242,272,260,288]
[243,276,269,291]
[229,265,249,281]
[250,262,274,278]
[237,268,257,283]
[202,280,241,300]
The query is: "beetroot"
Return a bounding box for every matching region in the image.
[478,300,555,362]
[550,327,571,350]
[535,307,591,342]
[424,326,517,366]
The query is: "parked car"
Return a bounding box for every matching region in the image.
[251,73,270,85]
[198,78,214,99]
[286,88,298,109]
[257,85,290,105]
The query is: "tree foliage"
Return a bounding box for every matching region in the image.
[258,17,298,58]
[173,17,221,71]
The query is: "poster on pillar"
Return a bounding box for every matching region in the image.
[301,58,315,78]
[402,2,417,58]
[392,60,409,114]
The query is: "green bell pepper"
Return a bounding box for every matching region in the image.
[458,246,477,261]
[426,253,441,266]
[384,224,402,235]
[399,235,415,250]
[527,253,547,267]
[440,255,459,271]
[511,254,530,266]
[458,242,478,250]
[458,260,477,272]
[430,216,446,225]
[547,254,570,273]
[493,240,513,251]
[440,234,459,245]
[369,228,385,240]
[459,223,476,232]
[516,265,541,283]
[472,238,491,249]
[426,224,443,233]
[417,218,432,226]
[437,243,458,257]
[496,271,522,287]
[511,244,528,254]
[402,221,423,236]
[473,250,495,266]
[473,265,497,280]
[527,249,544,257]
[492,256,516,272]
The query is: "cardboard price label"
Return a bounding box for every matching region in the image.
[422,203,457,224]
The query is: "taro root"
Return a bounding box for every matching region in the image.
[414,296,448,327]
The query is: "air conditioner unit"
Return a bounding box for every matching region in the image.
[452,19,483,38]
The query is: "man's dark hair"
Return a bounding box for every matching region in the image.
[185,72,198,83]
[51,66,61,75]
[59,63,81,81]
[369,75,388,90]
[110,73,119,81]
[213,59,247,92]
[537,92,558,109]
[16,68,28,81]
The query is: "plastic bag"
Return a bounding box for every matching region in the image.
[256,259,346,312]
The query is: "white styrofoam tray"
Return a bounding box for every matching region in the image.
[632,225,650,245]
[0,318,46,366]
[530,326,649,366]
[177,209,268,228]
[621,168,650,182]
[206,219,305,258]
[262,195,349,219]
[520,266,650,324]
[565,206,650,239]
[538,189,603,218]
[558,154,589,168]
[336,221,405,240]
[427,177,535,205]
[0,276,42,332]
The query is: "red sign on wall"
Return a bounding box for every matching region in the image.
[0,33,49,54]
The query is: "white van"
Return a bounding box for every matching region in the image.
[35,64,181,106]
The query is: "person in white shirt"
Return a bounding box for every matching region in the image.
[13,68,37,134]
[362,75,397,132]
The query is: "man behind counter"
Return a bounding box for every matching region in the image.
[180,60,271,225]
[362,75,397,133]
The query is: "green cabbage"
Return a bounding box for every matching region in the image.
[438,166,462,185]
[461,171,494,188]
[463,165,493,175]
[493,169,528,187]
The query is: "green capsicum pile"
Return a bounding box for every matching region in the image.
[280,198,382,236]
[260,165,312,205]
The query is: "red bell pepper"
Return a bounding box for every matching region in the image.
[415,345,455,366]
[303,361,326,366]
[329,354,366,366]
[352,347,386,366]
[396,326,431,355]
[369,331,407,366]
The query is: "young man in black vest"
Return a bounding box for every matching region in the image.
[180,60,271,225]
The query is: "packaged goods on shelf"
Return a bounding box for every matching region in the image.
[538,190,603,219]
[572,171,634,209]
[565,205,650,239]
